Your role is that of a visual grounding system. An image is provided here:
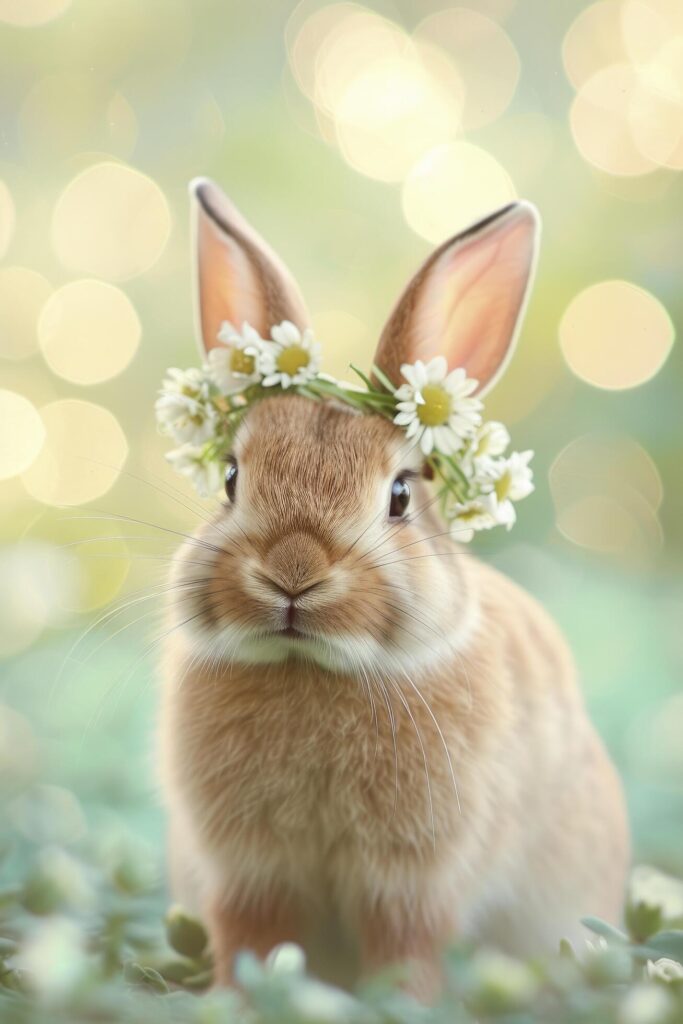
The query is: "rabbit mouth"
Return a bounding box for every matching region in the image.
[279,625,303,639]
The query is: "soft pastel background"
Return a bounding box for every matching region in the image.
[0,0,682,956]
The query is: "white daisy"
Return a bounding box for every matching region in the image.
[446,492,515,542]
[259,320,322,389]
[463,420,510,472]
[165,444,223,497]
[208,321,265,394]
[160,366,212,401]
[479,449,534,508]
[646,958,683,983]
[155,368,217,445]
[393,356,483,456]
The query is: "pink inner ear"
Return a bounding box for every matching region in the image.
[195,209,270,353]
[191,179,310,356]
[396,205,538,394]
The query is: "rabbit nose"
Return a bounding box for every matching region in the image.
[261,531,330,598]
[262,576,322,602]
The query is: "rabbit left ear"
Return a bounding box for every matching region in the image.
[190,177,310,355]
[372,202,540,394]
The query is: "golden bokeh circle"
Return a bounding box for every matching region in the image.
[51,161,171,281]
[0,390,46,480]
[562,1,628,90]
[621,0,672,66]
[38,279,141,385]
[332,48,463,182]
[0,179,15,259]
[0,0,71,26]
[559,280,674,390]
[629,37,683,170]
[555,492,663,562]
[22,399,128,506]
[570,63,658,177]
[289,5,465,181]
[313,9,406,116]
[414,8,521,130]
[549,433,663,517]
[402,141,516,244]
[0,267,53,361]
[287,2,360,100]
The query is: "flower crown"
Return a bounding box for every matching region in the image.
[155,320,534,541]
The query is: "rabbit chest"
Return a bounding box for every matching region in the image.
[162,651,496,894]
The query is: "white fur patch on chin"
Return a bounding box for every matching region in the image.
[177,617,368,673]
[176,613,476,681]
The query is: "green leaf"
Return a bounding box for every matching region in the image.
[581,916,629,944]
[157,957,197,983]
[21,873,64,916]
[0,938,18,960]
[645,930,683,963]
[349,364,374,390]
[625,900,664,942]
[370,364,396,394]
[123,961,169,993]
[180,968,213,990]
[164,905,208,959]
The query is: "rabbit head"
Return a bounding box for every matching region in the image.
[171,179,539,678]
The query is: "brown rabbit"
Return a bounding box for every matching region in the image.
[158,178,629,999]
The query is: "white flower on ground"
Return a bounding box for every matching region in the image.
[259,320,321,389]
[155,367,217,444]
[621,984,675,1024]
[265,942,306,974]
[209,321,265,393]
[393,356,482,456]
[19,917,88,1002]
[447,492,516,543]
[647,957,683,982]
[166,445,223,497]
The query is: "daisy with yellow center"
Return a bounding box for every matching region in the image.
[260,320,321,389]
[445,493,510,543]
[393,356,483,456]
[208,321,264,394]
[154,367,217,445]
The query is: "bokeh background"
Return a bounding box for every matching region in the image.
[0,0,681,903]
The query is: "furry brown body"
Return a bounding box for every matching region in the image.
[159,402,628,995]
[158,181,629,998]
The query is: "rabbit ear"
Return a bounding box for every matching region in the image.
[190,177,310,354]
[373,202,540,394]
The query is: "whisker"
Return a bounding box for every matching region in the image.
[402,668,461,814]
[59,510,228,556]
[354,488,443,563]
[367,548,470,570]
[384,672,436,851]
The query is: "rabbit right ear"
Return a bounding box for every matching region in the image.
[372,202,540,395]
[190,178,310,354]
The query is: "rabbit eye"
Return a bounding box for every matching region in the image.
[389,476,411,518]
[224,458,238,502]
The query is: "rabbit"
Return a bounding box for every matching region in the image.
[158,177,629,1000]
